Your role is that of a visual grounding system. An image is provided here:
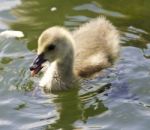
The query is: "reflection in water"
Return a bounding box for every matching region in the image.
[47,89,81,130]
[45,88,107,130]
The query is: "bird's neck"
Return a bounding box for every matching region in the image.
[47,51,75,92]
[57,52,74,82]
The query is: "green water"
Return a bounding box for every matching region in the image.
[1,0,150,130]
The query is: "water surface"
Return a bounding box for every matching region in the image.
[1,0,150,130]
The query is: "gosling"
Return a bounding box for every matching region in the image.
[30,17,120,92]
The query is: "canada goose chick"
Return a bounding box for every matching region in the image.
[30,27,76,92]
[30,17,120,92]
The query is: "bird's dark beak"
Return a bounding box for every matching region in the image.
[30,54,47,76]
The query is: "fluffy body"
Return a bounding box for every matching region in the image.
[37,17,120,92]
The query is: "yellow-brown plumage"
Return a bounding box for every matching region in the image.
[30,17,120,92]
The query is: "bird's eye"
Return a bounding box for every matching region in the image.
[47,44,56,51]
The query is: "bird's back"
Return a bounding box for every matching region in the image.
[72,17,120,78]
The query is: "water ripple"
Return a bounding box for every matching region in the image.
[74,2,127,18]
